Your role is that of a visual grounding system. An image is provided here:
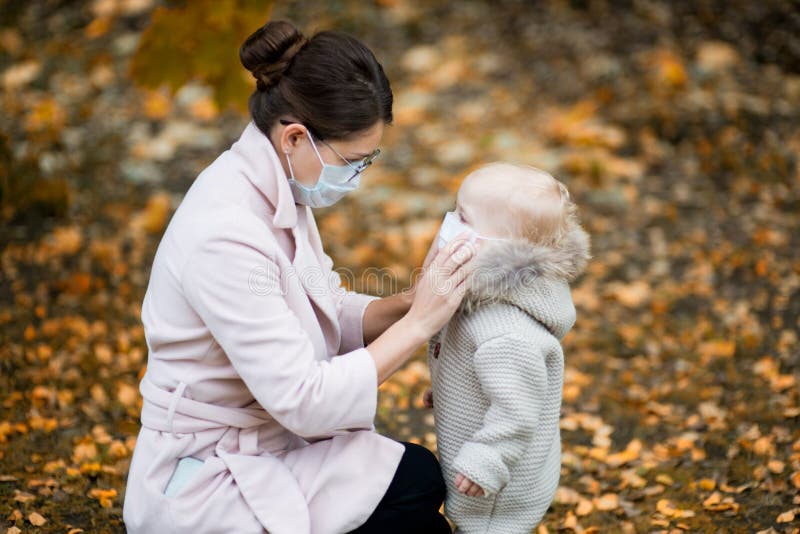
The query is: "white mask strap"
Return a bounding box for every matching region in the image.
[305,129,325,165]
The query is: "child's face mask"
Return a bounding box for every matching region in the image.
[437,211,508,250]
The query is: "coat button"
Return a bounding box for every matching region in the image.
[433,342,440,358]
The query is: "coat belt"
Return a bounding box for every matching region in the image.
[139,376,277,455]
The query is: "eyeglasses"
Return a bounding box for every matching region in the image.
[279,119,381,182]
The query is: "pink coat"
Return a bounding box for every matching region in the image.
[122,121,405,534]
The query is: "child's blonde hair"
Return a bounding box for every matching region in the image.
[467,162,578,248]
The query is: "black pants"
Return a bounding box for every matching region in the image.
[349,442,452,534]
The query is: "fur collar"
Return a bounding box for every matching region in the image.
[462,224,591,313]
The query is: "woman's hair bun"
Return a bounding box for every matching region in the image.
[240,20,308,91]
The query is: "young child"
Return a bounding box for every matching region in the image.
[426,162,590,533]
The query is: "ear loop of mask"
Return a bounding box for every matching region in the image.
[283,132,327,192]
[305,130,326,164]
[285,150,296,178]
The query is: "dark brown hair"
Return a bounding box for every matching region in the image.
[240,20,393,141]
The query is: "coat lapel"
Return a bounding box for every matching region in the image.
[291,209,341,355]
[230,121,341,355]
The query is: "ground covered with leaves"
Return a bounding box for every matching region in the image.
[1,1,799,532]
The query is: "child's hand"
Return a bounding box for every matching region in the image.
[455,473,484,497]
[422,388,434,408]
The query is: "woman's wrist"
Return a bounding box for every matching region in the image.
[396,314,430,346]
[399,285,415,310]
[367,312,431,385]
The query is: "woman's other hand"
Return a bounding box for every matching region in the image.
[455,473,484,497]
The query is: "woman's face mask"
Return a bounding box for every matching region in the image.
[437,211,508,250]
[286,127,375,208]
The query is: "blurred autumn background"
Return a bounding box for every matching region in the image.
[1,0,799,532]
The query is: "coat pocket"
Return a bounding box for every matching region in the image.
[164,456,206,498]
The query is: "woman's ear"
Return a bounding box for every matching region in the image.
[280,123,307,155]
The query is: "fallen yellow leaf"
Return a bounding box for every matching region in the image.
[88,488,118,508]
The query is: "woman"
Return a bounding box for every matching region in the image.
[122,20,475,534]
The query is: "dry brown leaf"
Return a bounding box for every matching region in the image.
[703,491,740,513]
[776,508,800,523]
[80,462,101,475]
[771,374,796,392]
[561,510,578,530]
[130,192,172,234]
[28,512,46,526]
[13,490,35,503]
[656,474,674,486]
[650,50,688,88]
[85,16,112,39]
[117,382,139,407]
[142,89,172,120]
[697,478,716,491]
[768,460,785,474]
[657,499,696,519]
[594,493,619,511]
[698,339,735,362]
[7,509,22,521]
[606,438,642,468]
[607,281,651,308]
[44,226,83,256]
[72,440,98,464]
[555,486,582,505]
[94,343,113,365]
[576,498,594,516]
[753,436,775,456]
[620,469,647,489]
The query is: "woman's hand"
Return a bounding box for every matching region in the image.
[422,388,433,408]
[399,232,447,305]
[362,232,463,344]
[455,473,484,497]
[421,233,440,271]
[405,233,477,339]
[365,233,476,385]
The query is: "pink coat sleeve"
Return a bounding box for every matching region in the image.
[180,217,378,438]
[327,269,380,354]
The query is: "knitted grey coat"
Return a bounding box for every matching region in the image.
[428,226,590,534]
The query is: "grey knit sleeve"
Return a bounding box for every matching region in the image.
[451,334,546,496]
